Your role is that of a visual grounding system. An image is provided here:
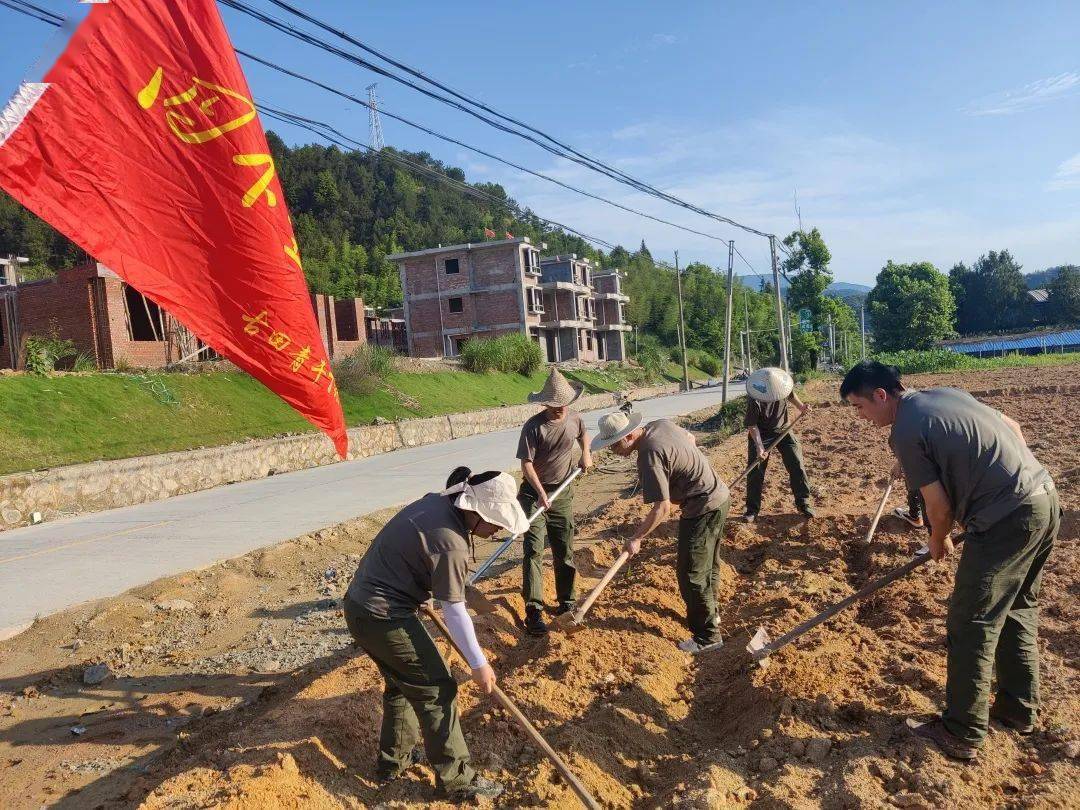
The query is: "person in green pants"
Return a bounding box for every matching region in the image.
[592,411,730,654]
[841,361,1058,761]
[517,368,592,635]
[343,467,529,800]
[743,382,814,522]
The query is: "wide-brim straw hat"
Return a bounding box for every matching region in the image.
[590,410,644,452]
[528,368,583,407]
[443,471,530,535]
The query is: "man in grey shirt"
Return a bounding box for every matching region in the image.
[593,412,730,653]
[841,361,1058,761]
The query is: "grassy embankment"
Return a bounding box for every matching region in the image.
[0,362,708,474]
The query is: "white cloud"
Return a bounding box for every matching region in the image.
[496,108,1075,283]
[962,71,1080,116]
[649,33,679,48]
[1048,152,1080,190]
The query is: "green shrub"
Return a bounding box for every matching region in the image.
[871,348,982,374]
[631,333,668,383]
[72,353,97,372]
[24,335,77,374]
[334,344,395,395]
[460,333,543,375]
[696,352,721,377]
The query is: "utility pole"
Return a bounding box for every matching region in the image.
[860,305,867,359]
[769,235,789,372]
[722,241,734,404]
[743,289,753,372]
[739,330,747,372]
[827,313,835,367]
[674,250,690,392]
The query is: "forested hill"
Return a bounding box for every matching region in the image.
[0,132,603,309]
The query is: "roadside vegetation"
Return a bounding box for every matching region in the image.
[0,351,710,475]
[871,348,1080,375]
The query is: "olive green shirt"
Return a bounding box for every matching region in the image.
[889,388,1052,533]
[637,419,730,518]
[346,493,471,618]
[517,410,585,487]
[744,396,789,437]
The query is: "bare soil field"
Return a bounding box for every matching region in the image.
[0,364,1077,808]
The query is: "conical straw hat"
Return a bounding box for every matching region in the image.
[528,368,583,407]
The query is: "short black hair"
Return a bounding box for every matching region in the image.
[839,361,903,399]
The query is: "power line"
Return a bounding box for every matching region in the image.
[234,48,736,247]
[2,2,789,280]
[218,0,775,240]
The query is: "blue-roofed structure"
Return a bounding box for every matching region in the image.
[942,329,1080,357]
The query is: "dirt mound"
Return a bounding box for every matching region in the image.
[1,367,1077,808]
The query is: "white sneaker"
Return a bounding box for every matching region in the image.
[677,637,723,655]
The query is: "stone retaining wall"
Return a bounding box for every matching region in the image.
[0,384,679,531]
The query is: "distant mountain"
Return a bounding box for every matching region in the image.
[1025,266,1075,289]
[734,275,871,296]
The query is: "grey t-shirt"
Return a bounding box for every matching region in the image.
[346,493,471,618]
[889,388,1052,533]
[637,419,730,518]
[517,410,585,487]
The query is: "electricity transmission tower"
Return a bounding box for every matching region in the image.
[366,83,385,150]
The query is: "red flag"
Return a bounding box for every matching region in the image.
[0,1,347,456]
[483,227,496,239]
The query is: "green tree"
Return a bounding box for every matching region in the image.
[950,250,1031,333]
[1046,265,1080,324]
[866,260,956,350]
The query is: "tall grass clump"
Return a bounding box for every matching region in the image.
[460,334,543,375]
[334,344,395,395]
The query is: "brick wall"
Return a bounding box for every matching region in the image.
[331,297,366,359]
[12,266,100,363]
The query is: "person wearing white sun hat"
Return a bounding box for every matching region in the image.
[342,467,528,801]
[592,410,730,654]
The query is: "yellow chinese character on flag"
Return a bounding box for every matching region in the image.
[243,309,269,335]
[137,68,257,145]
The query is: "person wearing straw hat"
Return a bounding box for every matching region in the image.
[743,366,814,523]
[342,467,529,800]
[592,411,730,653]
[517,368,592,635]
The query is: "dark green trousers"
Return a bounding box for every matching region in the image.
[519,481,577,609]
[745,432,811,515]
[343,597,474,790]
[943,488,1059,746]
[677,503,729,645]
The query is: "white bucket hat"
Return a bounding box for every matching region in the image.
[747,366,794,403]
[527,368,583,407]
[443,471,530,535]
[590,409,643,451]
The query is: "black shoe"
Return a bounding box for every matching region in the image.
[555,601,576,616]
[990,702,1036,735]
[375,747,424,783]
[442,774,505,801]
[798,505,816,518]
[524,605,549,636]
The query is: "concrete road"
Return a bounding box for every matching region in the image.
[0,385,743,636]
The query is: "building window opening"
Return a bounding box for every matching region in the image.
[334,300,360,341]
[444,258,460,274]
[448,296,464,313]
[125,285,164,341]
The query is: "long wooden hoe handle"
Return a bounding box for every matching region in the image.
[728,409,809,491]
[422,606,601,810]
[572,550,631,624]
[861,479,895,546]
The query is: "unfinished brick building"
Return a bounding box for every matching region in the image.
[390,239,631,362]
[0,262,367,370]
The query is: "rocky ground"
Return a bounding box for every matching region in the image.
[0,364,1077,808]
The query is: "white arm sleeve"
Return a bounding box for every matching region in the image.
[438,600,488,670]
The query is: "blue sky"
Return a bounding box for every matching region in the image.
[2,1,1078,285]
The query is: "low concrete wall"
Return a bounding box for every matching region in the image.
[0,383,679,531]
